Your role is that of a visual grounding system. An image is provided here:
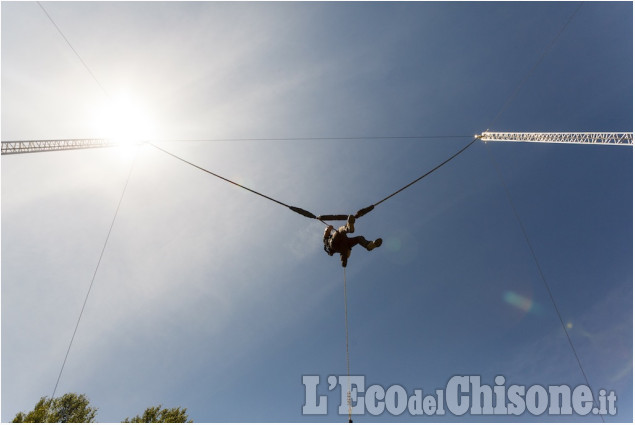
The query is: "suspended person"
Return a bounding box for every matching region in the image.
[323,215,382,267]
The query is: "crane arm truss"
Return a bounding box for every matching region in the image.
[1,139,119,155]
[2,132,633,155]
[477,132,633,146]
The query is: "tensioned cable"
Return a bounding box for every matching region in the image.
[150,143,288,208]
[147,142,331,223]
[485,147,603,421]
[51,152,139,399]
[149,137,477,224]
[37,0,126,399]
[373,137,478,207]
[154,135,471,143]
[37,1,109,98]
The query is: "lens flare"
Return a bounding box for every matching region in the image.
[384,232,418,265]
[385,237,402,252]
[503,290,533,313]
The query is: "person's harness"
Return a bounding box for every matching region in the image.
[324,230,346,256]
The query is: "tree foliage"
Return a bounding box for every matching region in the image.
[13,394,192,423]
[122,405,193,423]
[12,393,97,423]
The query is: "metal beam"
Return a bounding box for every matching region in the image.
[477,132,633,146]
[0,139,125,155]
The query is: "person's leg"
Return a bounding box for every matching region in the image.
[340,250,351,267]
[349,236,382,251]
[348,236,370,249]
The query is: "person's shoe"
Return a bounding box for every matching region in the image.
[346,215,355,233]
[366,238,383,251]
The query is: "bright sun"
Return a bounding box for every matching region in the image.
[93,92,156,145]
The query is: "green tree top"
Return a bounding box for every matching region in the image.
[12,393,97,423]
[122,405,193,423]
[12,393,192,423]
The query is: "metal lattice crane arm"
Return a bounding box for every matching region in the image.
[0,139,144,155]
[476,132,633,146]
[2,132,633,155]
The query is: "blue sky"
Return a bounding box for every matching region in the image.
[1,1,632,422]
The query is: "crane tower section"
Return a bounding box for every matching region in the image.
[1,139,121,155]
[477,132,633,146]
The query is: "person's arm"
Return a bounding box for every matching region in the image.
[323,225,334,244]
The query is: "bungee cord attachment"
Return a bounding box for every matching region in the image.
[149,137,477,225]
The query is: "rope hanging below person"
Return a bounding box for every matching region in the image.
[343,267,353,423]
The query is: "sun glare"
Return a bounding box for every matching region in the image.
[93,92,157,146]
